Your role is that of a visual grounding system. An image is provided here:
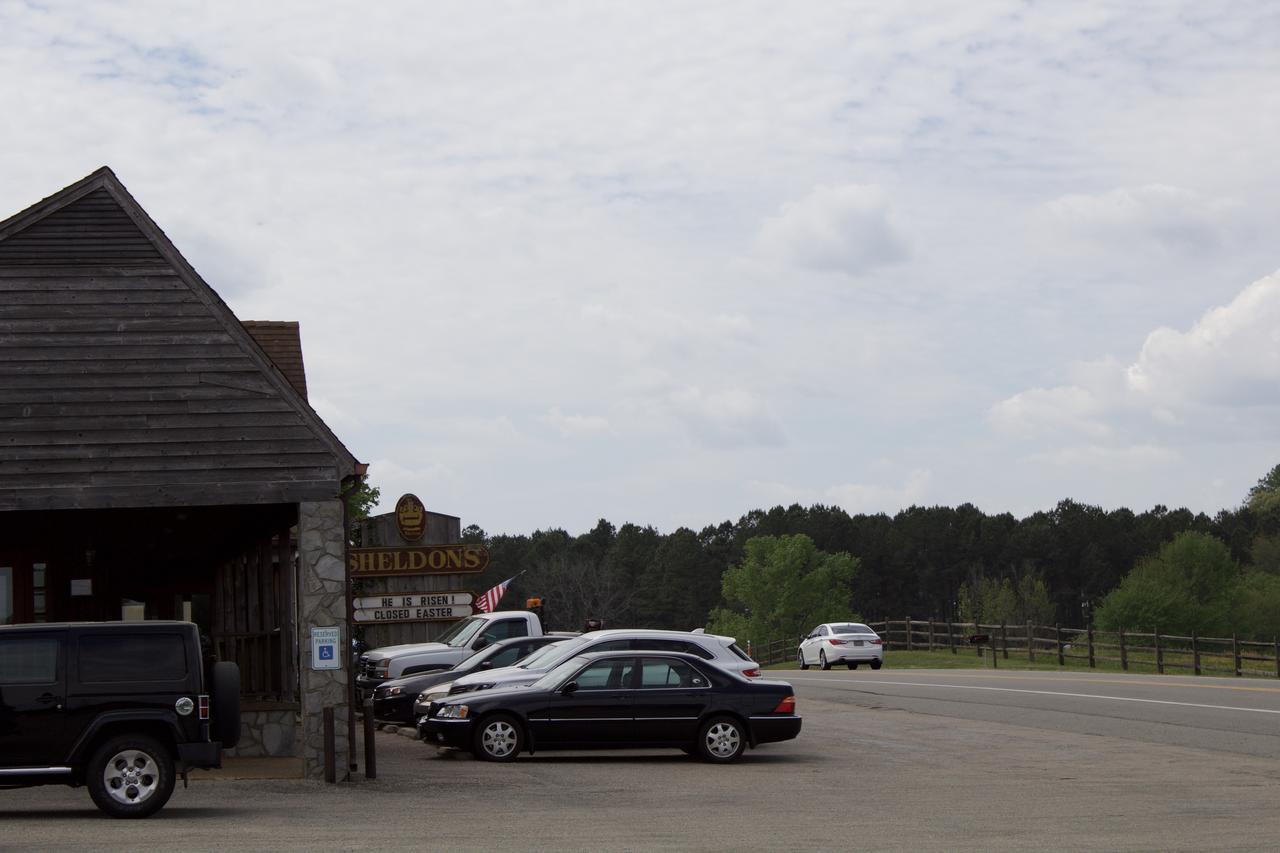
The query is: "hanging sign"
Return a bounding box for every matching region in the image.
[352,592,473,610]
[352,603,474,624]
[348,544,489,577]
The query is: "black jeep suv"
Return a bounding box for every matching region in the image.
[0,621,240,818]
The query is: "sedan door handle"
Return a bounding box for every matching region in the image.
[36,692,59,705]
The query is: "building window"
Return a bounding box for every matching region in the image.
[32,562,46,622]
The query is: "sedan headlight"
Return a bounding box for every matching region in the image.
[436,704,469,719]
[384,686,403,697]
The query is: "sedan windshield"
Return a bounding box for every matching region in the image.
[530,655,593,690]
[830,624,872,635]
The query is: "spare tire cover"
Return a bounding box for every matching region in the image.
[211,661,242,749]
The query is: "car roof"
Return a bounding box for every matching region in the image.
[579,628,736,643]
[567,650,711,664]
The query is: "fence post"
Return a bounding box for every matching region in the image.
[1056,624,1064,667]
[1000,623,1008,660]
[975,622,982,657]
[1233,633,1241,677]
[1087,622,1095,668]
[1119,626,1127,671]
[905,617,912,651]
[949,621,956,655]
[1155,626,1163,675]
[1192,631,1200,676]
[928,620,935,652]
[1275,636,1279,680]
[1024,621,1033,662]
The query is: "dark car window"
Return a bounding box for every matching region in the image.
[487,645,527,668]
[574,658,636,690]
[79,634,187,683]
[585,639,632,654]
[481,619,528,643]
[679,641,714,659]
[639,659,705,688]
[0,637,60,685]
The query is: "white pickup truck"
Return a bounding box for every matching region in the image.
[355,610,545,695]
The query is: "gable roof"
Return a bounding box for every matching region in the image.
[0,167,363,511]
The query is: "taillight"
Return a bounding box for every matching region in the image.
[871,638,883,645]
[198,694,210,720]
[742,667,761,678]
[827,639,845,645]
[772,695,796,714]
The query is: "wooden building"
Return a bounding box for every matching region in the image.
[0,168,362,776]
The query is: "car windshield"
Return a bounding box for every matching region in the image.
[455,642,501,671]
[530,655,593,690]
[830,624,872,635]
[518,635,592,669]
[436,617,487,648]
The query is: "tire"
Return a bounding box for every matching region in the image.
[820,650,831,671]
[473,714,523,762]
[798,650,809,671]
[86,734,176,819]
[696,716,747,763]
[847,662,858,670]
[211,661,241,748]
[870,660,882,670]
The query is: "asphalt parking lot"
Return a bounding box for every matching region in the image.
[4,684,1280,852]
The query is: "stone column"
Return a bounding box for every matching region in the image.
[298,499,349,780]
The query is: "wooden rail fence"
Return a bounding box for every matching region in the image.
[747,618,1280,679]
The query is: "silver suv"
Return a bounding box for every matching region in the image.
[446,629,759,697]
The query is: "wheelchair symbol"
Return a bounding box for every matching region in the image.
[318,645,334,661]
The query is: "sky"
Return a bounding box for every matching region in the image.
[2,1,1278,535]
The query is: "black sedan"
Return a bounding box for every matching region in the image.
[418,651,801,762]
[372,635,571,724]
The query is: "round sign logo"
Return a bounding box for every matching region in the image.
[395,493,426,542]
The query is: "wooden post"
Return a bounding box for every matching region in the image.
[1155,626,1163,675]
[363,698,377,780]
[1233,633,1241,677]
[991,637,998,669]
[949,621,956,655]
[975,622,982,657]
[1027,621,1035,663]
[1119,626,1127,671]
[1192,631,1200,676]
[1056,624,1064,667]
[1000,623,1008,660]
[1088,622,1095,669]
[928,620,935,652]
[323,706,336,784]
[1275,636,1279,680]
[905,617,912,651]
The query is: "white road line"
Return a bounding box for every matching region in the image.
[790,676,1280,716]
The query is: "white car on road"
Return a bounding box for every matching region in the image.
[798,623,884,670]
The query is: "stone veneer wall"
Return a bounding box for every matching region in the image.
[225,707,298,758]
[298,499,350,779]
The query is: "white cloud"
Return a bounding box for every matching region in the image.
[756,184,908,276]
[667,387,784,449]
[543,407,610,437]
[991,270,1280,441]
[1042,184,1235,253]
[750,469,933,516]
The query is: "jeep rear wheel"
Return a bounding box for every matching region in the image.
[87,734,176,819]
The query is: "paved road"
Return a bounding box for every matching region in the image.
[3,670,1280,851]
[781,667,1280,758]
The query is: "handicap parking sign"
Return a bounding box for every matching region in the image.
[310,627,342,671]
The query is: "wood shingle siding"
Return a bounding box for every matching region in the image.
[0,168,359,511]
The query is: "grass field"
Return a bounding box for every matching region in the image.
[763,646,1280,679]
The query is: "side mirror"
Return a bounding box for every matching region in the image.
[473,638,490,651]
[478,660,492,670]
[561,681,579,695]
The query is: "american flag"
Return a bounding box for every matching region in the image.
[474,577,514,613]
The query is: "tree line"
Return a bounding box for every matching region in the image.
[458,464,1280,642]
